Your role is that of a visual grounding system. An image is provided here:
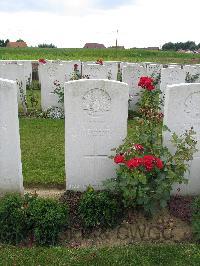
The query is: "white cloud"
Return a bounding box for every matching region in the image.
[0,0,200,48]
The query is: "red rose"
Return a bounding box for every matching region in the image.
[138,76,155,91]
[126,157,143,169]
[143,155,155,171]
[155,158,164,169]
[74,64,78,71]
[143,155,155,162]
[96,59,103,65]
[146,83,155,91]
[114,154,125,164]
[39,58,46,64]
[134,144,144,152]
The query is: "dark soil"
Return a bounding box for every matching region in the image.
[60,190,84,229]
[168,196,194,223]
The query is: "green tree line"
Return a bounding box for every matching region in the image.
[162,41,200,51]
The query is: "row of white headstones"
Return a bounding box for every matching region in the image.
[0,60,200,111]
[0,61,200,195]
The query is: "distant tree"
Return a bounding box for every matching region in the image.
[38,43,57,48]
[0,39,9,47]
[184,41,196,50]
[5,39,9,46]
[162,42,175,50]
[162,41,197,51]
[16,39,24,42]
[0,40,5,47]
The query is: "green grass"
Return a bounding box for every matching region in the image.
[19,118,65,187]
[0,244,200,265]
[19,118,137,187]
[1,47,200,64]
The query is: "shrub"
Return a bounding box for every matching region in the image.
[192,197,200,241]
[78,188,123,229]
[105,76,197,215]
[0,194,69,246]
[0,193,29,244]
[27,197,69,246]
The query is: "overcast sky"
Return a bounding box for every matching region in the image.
[0,0,199,48]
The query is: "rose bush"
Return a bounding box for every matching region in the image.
[105,76,197,215]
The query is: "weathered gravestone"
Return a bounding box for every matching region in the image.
[65,79,129,191]
[39,60,81,111]
[0,78,23,194]
[0,60,32,85]
[160,67,186,93]
[140,62,153,68]
[163,83,200,195]
[122,64,147,110]
[82,64,107,79]
[103,61,118,80]
[0,63,26,103]
[147,64,162,78]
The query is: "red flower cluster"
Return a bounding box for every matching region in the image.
[114,153,164,172]
[142,155,163,171]
[114,154,125,164]
[96,58,103,65]
[126,157,143,168]
[74,64,78,71]
[38,58,46,64]
[138,76,155,91]
[134,144,144,152]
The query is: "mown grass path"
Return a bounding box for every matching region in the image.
[0,244,200,265]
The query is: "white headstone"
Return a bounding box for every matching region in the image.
[122,64,147,110]
[104,61,118,80]
[0,63,26,103]
[147,64,162,78]
[39,61,81,110]
[82,64,107,79]
[65,79,129,191]
[21,61,32,85]
[163,83,200,195]
[0,60,32,85]
[0,78,23,194]
[160,67,186,93]
[140,62,153,68]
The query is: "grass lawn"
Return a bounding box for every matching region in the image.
[19,118,136,188]
[0,244,200,265]
[20,118,65,187]
[1,47,200,64]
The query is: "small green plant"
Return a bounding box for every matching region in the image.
[27,197,69,246]
[53,80,64,104]
[78,188,123,229]
[191,197,200,241]
[0,193,29,244]
[17,79,28,115]
[53,64,81,105]
[70,63,81,80]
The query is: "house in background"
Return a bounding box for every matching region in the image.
[6,41,28,48]
[83,43,106,49]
